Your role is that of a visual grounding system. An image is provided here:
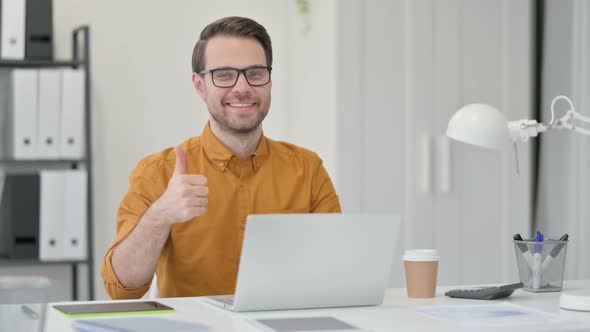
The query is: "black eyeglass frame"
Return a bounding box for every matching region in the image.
[198,66,273,88]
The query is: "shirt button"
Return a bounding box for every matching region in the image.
[218,162,225,167]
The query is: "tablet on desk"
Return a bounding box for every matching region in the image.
[52,301,174,318]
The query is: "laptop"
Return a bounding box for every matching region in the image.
[204,213,401,312]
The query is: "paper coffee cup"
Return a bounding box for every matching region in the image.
[402,249,439,298]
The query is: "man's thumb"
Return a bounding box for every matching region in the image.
[173,146,187,175]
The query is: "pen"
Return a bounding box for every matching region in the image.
[532,231,544,289]
[21,305,40,320]
[513,234,533,268]
[541,234,569,271]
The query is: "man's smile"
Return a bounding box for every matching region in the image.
[225,102,256,112]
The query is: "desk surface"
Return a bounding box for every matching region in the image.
[5,280,590,332]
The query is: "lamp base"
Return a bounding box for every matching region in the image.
[560,290,590,311]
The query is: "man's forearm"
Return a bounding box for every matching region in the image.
[111,202,172,288]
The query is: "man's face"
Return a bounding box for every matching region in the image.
[193,36,271,134]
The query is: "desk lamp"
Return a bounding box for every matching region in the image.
[447,95,590,149]
[446,95,590,312]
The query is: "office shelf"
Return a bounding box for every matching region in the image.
[0,159,86,164]
[0,60,83,68]
[0,259,87,266]
[0,26,94,301]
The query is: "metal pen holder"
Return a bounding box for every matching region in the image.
[513,239,568,292]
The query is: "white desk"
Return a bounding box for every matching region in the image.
[9,280,590,331]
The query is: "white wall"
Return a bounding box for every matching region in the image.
[538,0,590,280]
[336,0,533,287]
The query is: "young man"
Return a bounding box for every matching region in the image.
[101,16,341,299]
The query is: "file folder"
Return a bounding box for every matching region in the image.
[25,0,54,60]
[59,69,85,159]
[1,0,26,59]
[0,69,39,159]
[0,173,40,259]
[39,171,64,261]
[37,69,61,159]
[0,169,9,257]
[63,170,87,260]
[0,170,5,257]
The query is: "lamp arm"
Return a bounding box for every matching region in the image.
[508,119,548,142]
[549,95,576,125]
[572,109,590,123]
[509,95,590,141]
[551,110,590,137]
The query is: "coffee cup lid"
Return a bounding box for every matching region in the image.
[402,249,440,261]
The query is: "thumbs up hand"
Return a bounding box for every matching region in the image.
[151,146,208,225]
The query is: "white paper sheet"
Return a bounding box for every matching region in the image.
[416,303,582,328]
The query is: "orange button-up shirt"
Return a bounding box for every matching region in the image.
[101,123,341,299]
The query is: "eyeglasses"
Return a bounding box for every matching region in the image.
[198,66,272,88]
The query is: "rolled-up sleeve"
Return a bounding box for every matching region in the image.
[101,160,167,299]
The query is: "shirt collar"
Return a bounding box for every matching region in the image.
[201,122,269,172]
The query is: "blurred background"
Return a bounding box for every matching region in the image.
[1,0,589,301]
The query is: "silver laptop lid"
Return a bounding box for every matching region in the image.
[233,213,401,311]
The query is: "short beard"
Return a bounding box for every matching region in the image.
[210,109,268,135]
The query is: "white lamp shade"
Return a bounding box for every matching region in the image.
[446,103,510,150]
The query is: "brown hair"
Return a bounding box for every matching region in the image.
[192,16,273,73]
